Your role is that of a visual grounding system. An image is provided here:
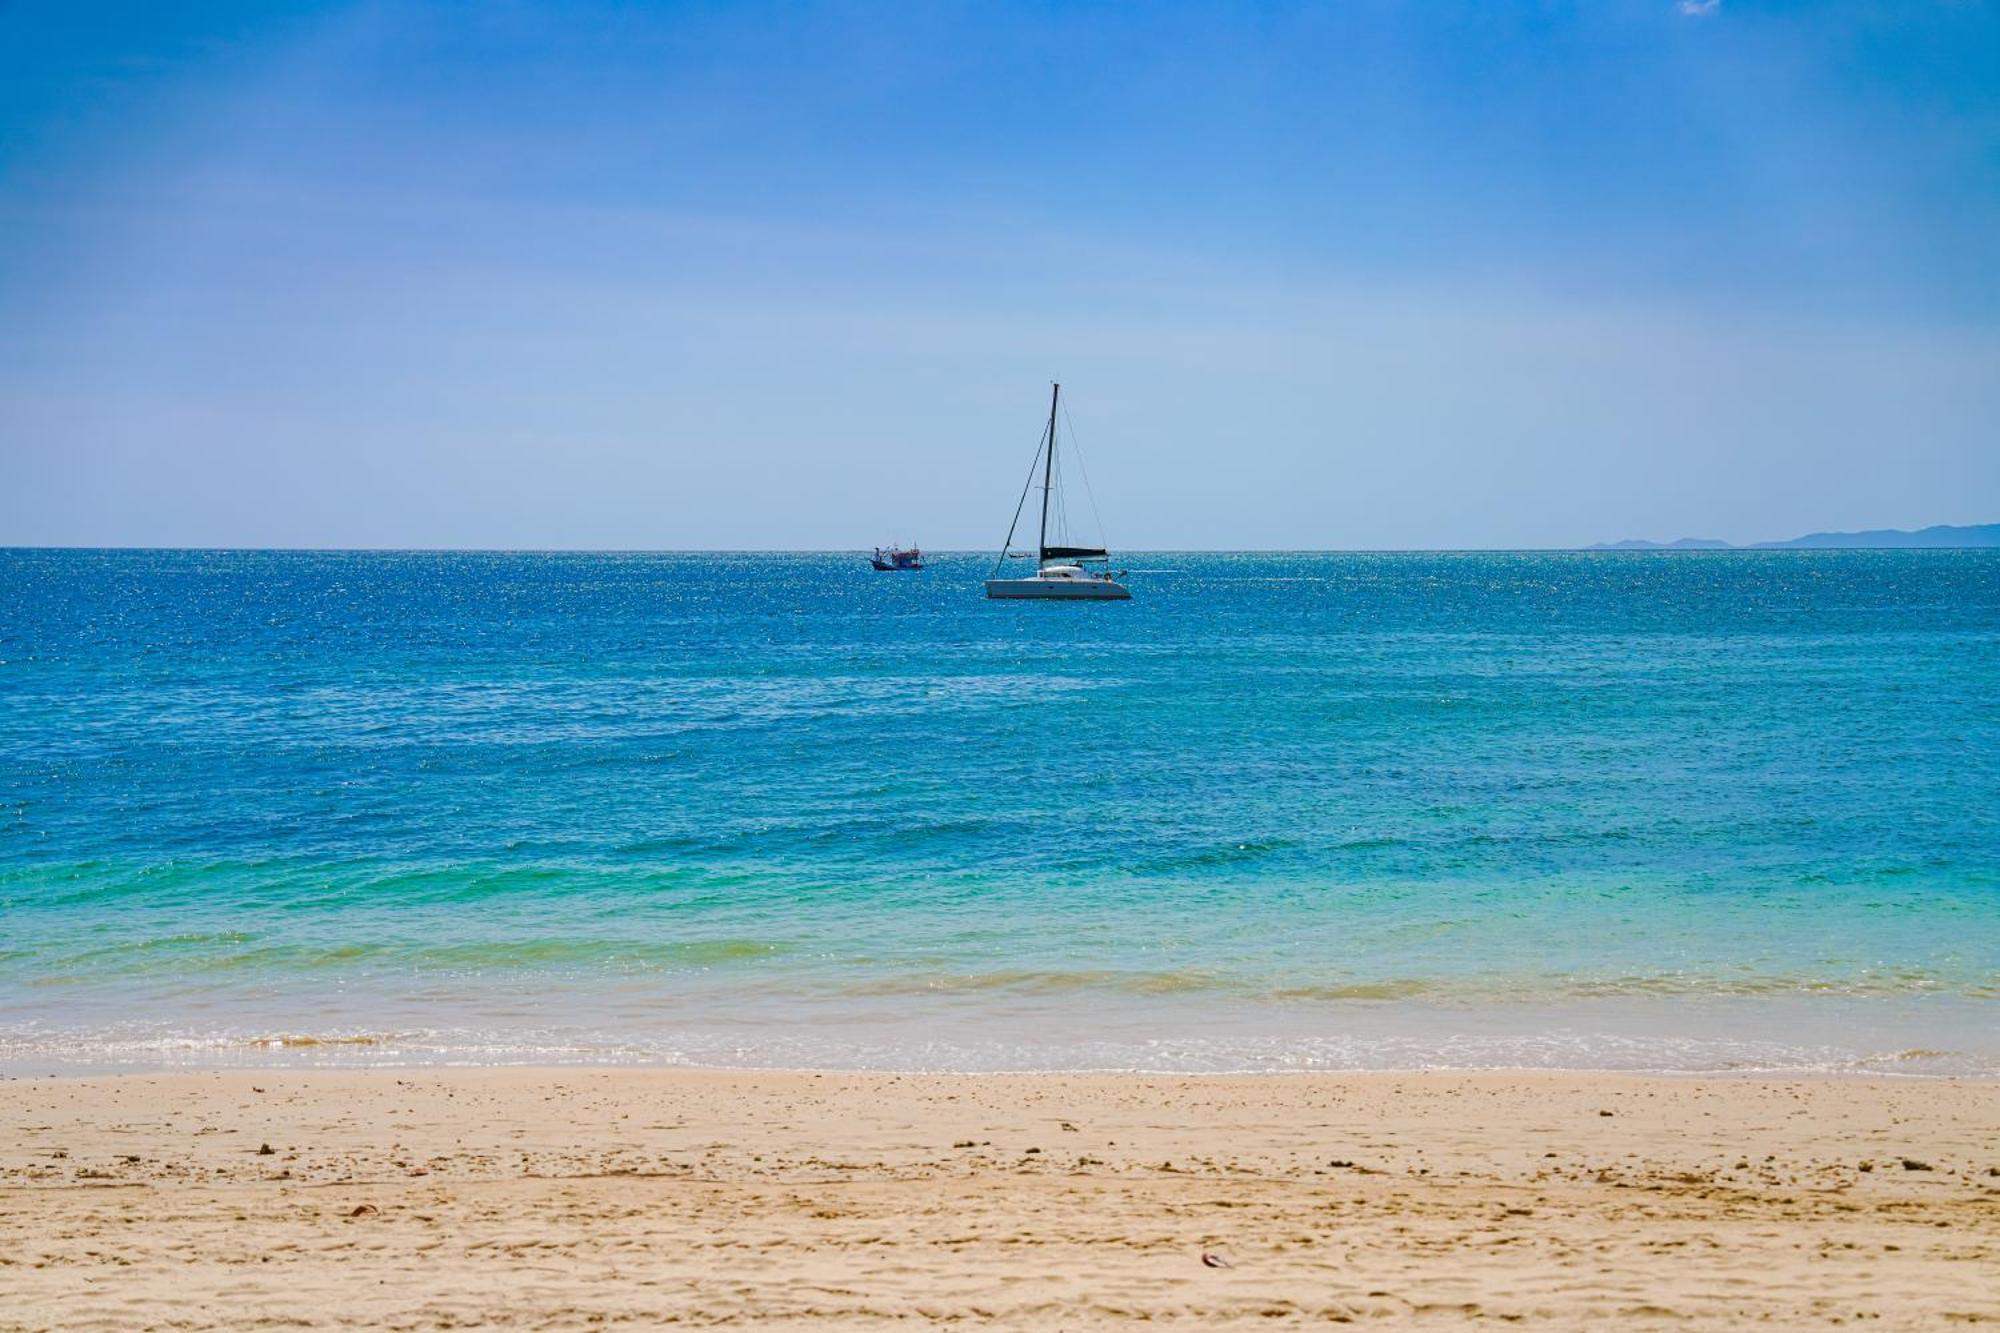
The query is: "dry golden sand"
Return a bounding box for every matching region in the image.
[1,1069,1996,1329]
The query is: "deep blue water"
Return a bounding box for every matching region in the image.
[1,549,1995,1072]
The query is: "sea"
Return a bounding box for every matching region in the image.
[1,549,1995,1076]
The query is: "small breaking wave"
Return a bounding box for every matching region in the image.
[4,1022,1996,1078]
[823,967,1996,1003]
[1270,980,1436,1001]
[840,968,1231,997]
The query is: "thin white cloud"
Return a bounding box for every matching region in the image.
[1678,0,1720,14]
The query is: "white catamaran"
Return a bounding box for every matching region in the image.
[985,383,1131,601]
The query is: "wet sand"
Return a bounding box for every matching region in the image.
[2,1069,1995,1329]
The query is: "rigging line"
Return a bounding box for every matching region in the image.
[1058,401,1111,554]
[1057,428,1078,548]
[993,419,1052,575]
[1053,456,1072,550]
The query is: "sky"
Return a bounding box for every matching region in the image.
[1,0,1995,550]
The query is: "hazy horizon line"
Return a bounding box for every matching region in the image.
[7,543,1997,557]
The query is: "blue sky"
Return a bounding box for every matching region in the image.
[2,0,1995,548]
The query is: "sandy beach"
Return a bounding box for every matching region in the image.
[1,1069,1994,1329]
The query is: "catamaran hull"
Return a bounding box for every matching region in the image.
[984,577,1130,600]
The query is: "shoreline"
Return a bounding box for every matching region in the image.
[7,1058,1997,1081]
[7,990,1995,1081]
[5,1067,1995,1328]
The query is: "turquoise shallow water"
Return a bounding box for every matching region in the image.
[1,549,1995,1073]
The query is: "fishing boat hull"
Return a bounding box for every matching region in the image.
[984,576,1130,600]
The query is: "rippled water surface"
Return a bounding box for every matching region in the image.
[2,549,1995,1072]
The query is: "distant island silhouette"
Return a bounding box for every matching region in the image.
[1587,523,1999,551]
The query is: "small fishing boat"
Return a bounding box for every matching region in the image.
[985,383,1130,600]
[871,546,924,571]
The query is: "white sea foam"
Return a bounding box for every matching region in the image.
[5,995,1995,1078]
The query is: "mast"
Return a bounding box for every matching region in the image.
[1038,382,1059,564]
